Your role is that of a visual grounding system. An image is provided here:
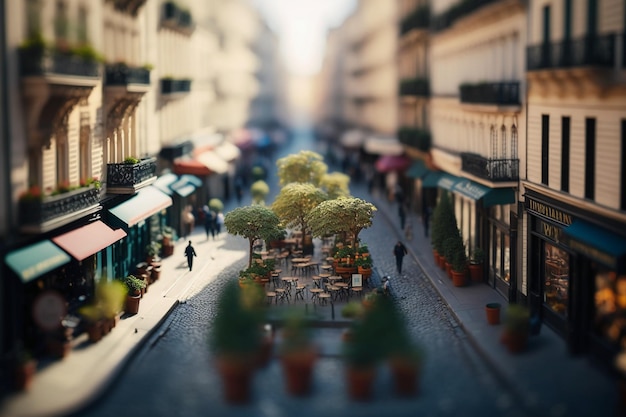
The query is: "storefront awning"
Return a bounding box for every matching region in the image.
[109,186,173,227]
[452,179,516,207]
[406,160,429,179]
[153,173,201,198]
[152,173,179,195]
[172,158,211,176]
[375,155,412,173]
[52,221,127,261]
[5,240,71,283]
[196,151,229,174]
[364,136,404,156]
[214,142,241,162]
[563,220,626,269]
[422,171,442,187]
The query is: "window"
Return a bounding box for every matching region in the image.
[587,0,597,36]
[26,0,41,38]
[622,120,626,210]
[561,117,570,192]
[563,0,572,40]
[54,1,69,42]
[542,115,549,185]
[594,266,626,349]
[542,5,551,44]
[544,242,569,318]
[585,118,596,200]
[77,6,88,44]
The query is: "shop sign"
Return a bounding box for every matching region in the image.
[526,197,573,226]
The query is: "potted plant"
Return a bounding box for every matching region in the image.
[469,247,484,282]
[279,310,318,396]
[145,241,161,263]
[354,256,372,279]
[450,236,468,287]
[13,348,37,391]
[501,303,530,353]
[209,281,263,404]
[123,275,146,315]
[250,180,270,205]
[357,244,369,257]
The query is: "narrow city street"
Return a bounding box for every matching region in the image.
[71,131,531,417]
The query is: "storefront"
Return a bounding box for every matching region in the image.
[524,188,626,364]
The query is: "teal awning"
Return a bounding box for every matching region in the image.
[110,186,173,227]
[5,240,71,283]
[406,160,429,179]
[563,220,626,269]
[153,173,201,198]
[152,173,178,196]
[437,173,460,191]
[180,174,202,188]
[422,171,442,188]
[452,179,516,207]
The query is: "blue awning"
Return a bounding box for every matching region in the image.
[152,173,201,198]
[422,171,442,188]
[482,188,516,207]
[563,220,626,269]
[406,160,429,179]
[5,240,71,283]
[152,173,178,196]
[110,186,173,228]
[437,173,460,191]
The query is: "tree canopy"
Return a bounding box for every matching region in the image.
[271,182,327,248]
[276,150,327,187]
[320,171,351,199]
[224,205,285,267]
[250,180,269,205]
[306,197,377,247]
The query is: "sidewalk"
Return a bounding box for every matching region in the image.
[364,186,619,417]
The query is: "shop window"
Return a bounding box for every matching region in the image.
[544,242,569,317]
[594,267,626,349]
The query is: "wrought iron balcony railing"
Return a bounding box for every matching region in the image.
[111,0,147,15]
[398,127,431,152]
[432,0,499,32]
[461,153,519,182]
[18,186,100,227]
[399,78,430,97]
[19,48,100,77]
[459,82,520,105]
[400,6,430,35]
[106,157,157,189]
[162,1,195,34]
[161,78,192,94]
[105,64,151,86]
[527,34,616,71]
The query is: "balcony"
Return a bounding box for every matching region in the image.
[161,1,195,35]
[459,82,520,106]
[19,185,101,233]
[161,78,192,96]
[111,0,147,15]
[105,64,151,87]
[106,157,157,194]
[398,127,431,152]
[527,34,616,71]
[399,78,430,97]
[432,0,500,32]
[461,153,519,182]
[400,6,429,35]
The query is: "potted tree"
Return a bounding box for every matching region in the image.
[279,310,318,396]
[209,280,263,404]
[250,180,270,205]
[449,231,468,287]
[501,303,530,354]
[145,241,161,263]
[123,275,146,315]
[469,247,484,282]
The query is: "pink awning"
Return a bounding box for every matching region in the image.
[375,155,412,173]
[52,221,127,261]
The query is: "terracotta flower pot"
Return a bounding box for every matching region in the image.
[389,358,420,397]
[216,356,255,404]
[346,366,376,401]
[125,294,141,315]
[451,270,466,287]
[500,329,528,354]
[14,359,37,391]
[485,303,501,325]
[281,348,317,396]
[469,262,483,282]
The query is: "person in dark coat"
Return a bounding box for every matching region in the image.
[398,204,406,230]
[184,241,197,271]
[393,241,408,275]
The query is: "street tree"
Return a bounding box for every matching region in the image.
[306,197,377,247]
[271,182,327,250]
[276,150,327,187]
[224,205,285,268]
[250,180,269,205]
[320,171,351,199]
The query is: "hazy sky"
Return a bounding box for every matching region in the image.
[250,0,357,75]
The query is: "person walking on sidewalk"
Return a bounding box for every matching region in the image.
[398,204,406,230]
[185,241,197,271]
[393,241,408,275]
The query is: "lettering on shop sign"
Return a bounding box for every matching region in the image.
[526,197,573,226]
[541,221,562,242]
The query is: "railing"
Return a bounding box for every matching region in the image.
[105,64,150,86]
[459,82,519,105]
[112,0,147,15]
[162,1,194,34]
[19,49,100,77]
[398,127,431,152]
[106,157,157,188]
[161,78,192,94]
[18,186,100,226]
[431,0,500,32]
[461,153,519,182]
[400,5,429,35]
[399,78,430,97]
[527,34,616,70]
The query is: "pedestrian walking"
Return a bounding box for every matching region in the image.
[398,204,406,230]
[216,211,224,236]
[184,241,197,271]
[393,241,408,275]
[422,206,432,237]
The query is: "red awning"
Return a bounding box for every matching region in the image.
[52,220,127,261]
[173,158,212,176]
[375,155,412,173]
